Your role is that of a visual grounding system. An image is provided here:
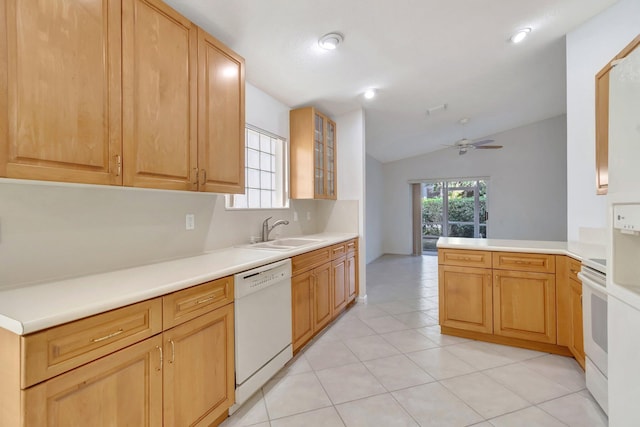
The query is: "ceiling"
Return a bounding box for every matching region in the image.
[165,0,617,163]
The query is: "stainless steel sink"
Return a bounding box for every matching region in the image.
[249,238,325,250]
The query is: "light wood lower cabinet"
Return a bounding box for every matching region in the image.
[291,261,333,352]
[439,249,575,355]
[24,336,164,426]
[292,271,314,351]
[569,278,585,368]
[291,239,359,352]
[439,265,493,334]
[347,251,358,303]
[493,270,556,344]
[1,277,235,426]
[163,304,234,427]
[332,257,348,314]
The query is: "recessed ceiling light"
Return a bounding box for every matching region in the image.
[459,117,470,125]
[510,28,531,44]
[318,32,344,50]
[364,89,376,99]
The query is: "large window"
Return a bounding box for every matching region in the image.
[226,125,289,209]
[422,179,488,252]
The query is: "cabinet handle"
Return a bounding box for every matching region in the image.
[91,329,124,343]
[156,345,163,371]
[200,169,207,186]
[169,340,175,364]
[570,269,579,275]
[115,155,122,176]
[192,168,199,186]
[197,296,215,304]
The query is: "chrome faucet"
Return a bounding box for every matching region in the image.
[261,216,289,242]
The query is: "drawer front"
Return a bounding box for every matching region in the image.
[346,239,358,254]
[331,243,346,258]
[492,252,556,273]
[22,298,162,388]
[438,249,492,268]
[568,258,581,283]
[292,247,332,274]
[163,276,234,330]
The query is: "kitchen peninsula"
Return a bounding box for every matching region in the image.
[437,237,604,366]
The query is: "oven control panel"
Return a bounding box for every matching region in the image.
[614,204,640,235]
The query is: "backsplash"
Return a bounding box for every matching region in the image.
[0,179,326,288]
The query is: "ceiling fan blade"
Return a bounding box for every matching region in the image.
[471,139,495,147]
[475,145,503,149]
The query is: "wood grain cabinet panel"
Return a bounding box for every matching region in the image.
[347,249,358,303]
[291,271,314,352]
[439,265,493,334]
[24,335,163,427]
[492,252,555,274]
[569,278,585,369]
[197,29,245,194]
[163,304,234,427]
[313,262,333,332]
[22,298,162,388]
[122,0,198,191]
[332,257,348,315]
[438,249,492,269]
[1,0,123,185]
[292,246,332,274]
[289,107,337,200]
[493,270,556,344]
[163,276,233,330]
[556,256,572,347]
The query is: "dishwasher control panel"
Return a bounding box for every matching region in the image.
[234,259,292,299]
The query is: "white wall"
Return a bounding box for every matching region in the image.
[381,116,568,255]
[0,83,322,287]
[566,0,640,241]
[365,155,384,263]
[334,108,367,298]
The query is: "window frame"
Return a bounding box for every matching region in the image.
[225,124,289,210]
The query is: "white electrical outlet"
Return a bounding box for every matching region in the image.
[293,211,298,222]
[306,211,311,221]
[185,214,195,230]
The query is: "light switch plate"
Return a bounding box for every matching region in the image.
[185,214,195,230]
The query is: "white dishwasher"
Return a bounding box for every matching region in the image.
[231,259,292,413]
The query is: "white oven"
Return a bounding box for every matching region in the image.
[579,259,608,415]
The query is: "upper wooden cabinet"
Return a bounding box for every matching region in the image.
[595,35,640,195]
[197,29,245,194]
[0,0,123,185]
[290,107,337,200]
[0,0,245,194]
[122,0,198,191]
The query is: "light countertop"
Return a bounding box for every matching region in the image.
[436,237,606,262]
[0,233,357,335]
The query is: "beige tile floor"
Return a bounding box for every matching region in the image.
[222,255,608,427]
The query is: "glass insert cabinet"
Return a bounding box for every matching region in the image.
[290,107,337,200]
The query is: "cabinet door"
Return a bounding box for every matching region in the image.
[24,335,163,426]
[314,113,325,198]
[326,119,337,199]
[332,257,347,315]
[1,0,122,185]
[197,29,245,194]
[292,271,314,352]
[569,278,585,369]
[493,270,556,343]
[313,262,333,332]
[438,265,493,333]
[347,252,358,302]
[163,304,234,427]
[122,0,198,191]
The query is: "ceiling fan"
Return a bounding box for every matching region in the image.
[446,138,503,155]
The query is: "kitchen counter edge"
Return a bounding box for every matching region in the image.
[0,233,358,336]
